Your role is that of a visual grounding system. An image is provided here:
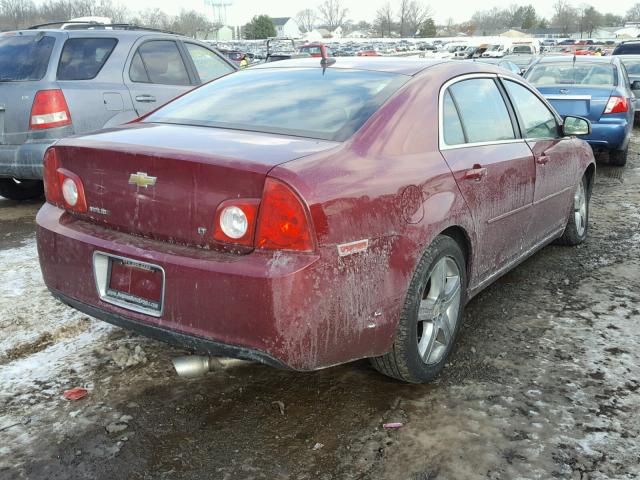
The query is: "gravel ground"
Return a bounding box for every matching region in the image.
[0,131,639,480]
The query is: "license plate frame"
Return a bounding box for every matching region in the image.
[93,251,165,317]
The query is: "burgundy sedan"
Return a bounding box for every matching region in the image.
[37,58,595,383]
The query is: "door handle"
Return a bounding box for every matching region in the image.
[135,95,156,103]
[464,165,487,181]
[535,155,550,165]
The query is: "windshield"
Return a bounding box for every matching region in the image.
[144,67,409,141]
[488,45,502,51]
[0,34,55,81]
[527,63,616,86]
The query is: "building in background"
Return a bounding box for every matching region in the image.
[271,17,301,38]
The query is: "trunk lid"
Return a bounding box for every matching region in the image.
[55,123,338,247]
[536,85,613,122]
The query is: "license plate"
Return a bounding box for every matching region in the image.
[93,252,165,317]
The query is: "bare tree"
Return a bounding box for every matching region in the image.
[296,8,316,33]
[626,3,640,22]
[373,1,394,37]
[138,7,170,30]
[171,9,211,38]
[317,0,348,30]
[552,0,577,35]
[0,0,37,29]
[398,0,432,37]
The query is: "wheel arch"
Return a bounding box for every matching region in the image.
[438,225,473,286]
[584,162,596,197]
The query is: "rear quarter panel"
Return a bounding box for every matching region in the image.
[269,66,476,361]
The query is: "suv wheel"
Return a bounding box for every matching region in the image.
[0,178,44,201]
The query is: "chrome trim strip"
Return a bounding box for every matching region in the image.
[533,185,574,206]
[487,202,532,224]
[543,95,592,101]
[92,251,166,318]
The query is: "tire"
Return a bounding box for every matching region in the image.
[0,178,44,201]
[370,235,467,383]
[556,175,589,246]
[609,147,628,167]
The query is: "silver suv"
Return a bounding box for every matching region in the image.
[0,25,237,200]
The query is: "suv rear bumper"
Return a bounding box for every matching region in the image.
[0,140,57,179]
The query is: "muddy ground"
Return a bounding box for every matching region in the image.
[1,131,639,480]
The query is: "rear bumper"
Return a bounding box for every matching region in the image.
[36,204,395,370]
[584,119,631,151]
[0,140,55,179]
[50,289,290,369]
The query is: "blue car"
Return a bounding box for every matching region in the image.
[525,56,635,166]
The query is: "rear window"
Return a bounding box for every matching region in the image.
[144,68,409,141]
[57,38,117,80]
[300,46,322,55]
[527,63,616,86]
[0,34,55,81]
[622,60,640,75]
[613,43,640,55]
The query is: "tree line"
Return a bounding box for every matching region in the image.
[0,0,215,38]
[2,0,640,39]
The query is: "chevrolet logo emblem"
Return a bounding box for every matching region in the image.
[128,172,156,188]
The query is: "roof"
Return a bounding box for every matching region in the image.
[250,57,446,76]
[271,17,291,27]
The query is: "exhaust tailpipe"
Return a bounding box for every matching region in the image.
[172,356,214,378]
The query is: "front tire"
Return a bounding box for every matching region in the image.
[0,178,44,201]
[556,174,589,246]
[370,235,467,383]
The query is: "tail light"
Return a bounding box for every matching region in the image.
[604,96,628,114]
[30,89,72,129]
[43,147,87,213]
[212,178,315,252]
[255,178,314,252]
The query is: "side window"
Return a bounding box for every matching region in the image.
[504,80,558,139]
[130,41,190,86]
[448,78,515,143]
[57,38,117,80]
[184,43,234,83]
[442,91,465,145]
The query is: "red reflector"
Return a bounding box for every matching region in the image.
[255,178,314,252]
[604,96,628,114]
[30,89,72,129]
[42,148,87,213]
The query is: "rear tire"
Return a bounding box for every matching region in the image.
[370,235,467,383]
[609,147,628,167]
[0,178,44,201]
[556,175,589,246]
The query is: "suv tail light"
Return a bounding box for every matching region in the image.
[30,89,72,129]
[604,96,628,114]
[43,147,87,213]
[255,178,314,252]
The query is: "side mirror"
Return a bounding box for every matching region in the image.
[562,116,591,136]
[631,80,640,90]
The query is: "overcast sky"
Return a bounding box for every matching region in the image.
[58,0,640,25]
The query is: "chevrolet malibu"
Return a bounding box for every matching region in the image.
[37,58,596,383]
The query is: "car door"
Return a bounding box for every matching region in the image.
[181,42,236,83]
[124,39,195,116]
[439,75,536,282]
[501,77,578,242]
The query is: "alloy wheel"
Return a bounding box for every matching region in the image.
[574,180,587,237]
[416,256,462,365]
